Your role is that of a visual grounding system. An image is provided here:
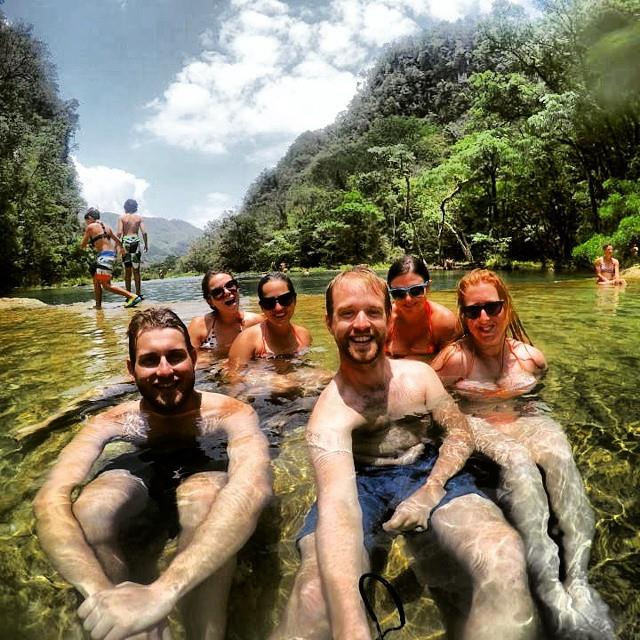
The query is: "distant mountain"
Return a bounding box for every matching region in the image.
[90,212,202,263]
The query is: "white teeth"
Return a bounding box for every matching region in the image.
[352,335,372,343]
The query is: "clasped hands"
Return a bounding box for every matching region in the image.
[382,481,446,535]
[78,581,174,640]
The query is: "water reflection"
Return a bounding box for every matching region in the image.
[0,277,638,639]
[595,284,624,315]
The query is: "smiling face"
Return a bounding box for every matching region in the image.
[327,277,388,366]
[127,328,197,414]
[604,244,614,258]
[461,282,509,349]
[388,271,429,317]
[206,272,239,312]
[260,278,296,326]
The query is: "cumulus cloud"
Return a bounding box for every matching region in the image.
[141,0,528,162]
[73,157,150,215]
[188,192,237,228]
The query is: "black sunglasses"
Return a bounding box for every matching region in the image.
[259,291,295,310]
[388,280,430,300]
[209,279,238,300]
[461,300,505,319]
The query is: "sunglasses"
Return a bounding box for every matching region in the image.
[461,300,505,319]
[259,291,295,310]
[388,280,430,300]
[209,279,238,300]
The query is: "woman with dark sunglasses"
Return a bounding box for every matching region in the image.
[227,272,311,370]
[187,269,262,357]
[429,269,614,638]
[385,255,458,360]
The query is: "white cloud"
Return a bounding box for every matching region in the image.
[188,192,237,228]
[73,157,150,215]
[142,0,530,163]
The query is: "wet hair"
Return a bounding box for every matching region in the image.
[456,269,532,345]
[127,307,194,364]
[84,207,100,220]
[258,271,296,299]
[124,199,138,213]
[325,265,391,320]
[201,269,233,300]
[387,255,430,285]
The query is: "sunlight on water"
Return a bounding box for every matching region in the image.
[0,274,638,639]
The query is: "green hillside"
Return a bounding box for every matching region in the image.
[181,0,640,273]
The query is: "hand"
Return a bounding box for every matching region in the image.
[382,482,446,536]
[78,581,175,640]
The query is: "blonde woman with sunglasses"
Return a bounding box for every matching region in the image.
[227,272,311,372]
[187,270,262,358]
[385,255,459,360]
[427,269,614,638]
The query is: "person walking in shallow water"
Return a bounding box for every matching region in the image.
[117,198,148,298]
[80,208,142,309]
[34,308,271,640]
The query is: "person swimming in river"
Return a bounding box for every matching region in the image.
[188,269,263,359]
[33,308,271,640]
[227,272,312,372]
[429,268,615,638]
[594,243,627,286]
[80,208,142,310]
[385,255,459,360]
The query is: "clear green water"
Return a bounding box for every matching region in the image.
[0,274,638,639]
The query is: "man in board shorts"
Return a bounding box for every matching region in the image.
[271,267,541,640]
[34,308,271,639]
[117,198,148,298]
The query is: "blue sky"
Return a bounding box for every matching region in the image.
[3,0,531,228]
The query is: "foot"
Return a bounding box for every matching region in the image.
[567,577,616,639]
[537,581,600,639]
[125,295,143,308]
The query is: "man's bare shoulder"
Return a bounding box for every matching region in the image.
[198,391,257,431]
[389,356,438,380]
[308,378,361,431]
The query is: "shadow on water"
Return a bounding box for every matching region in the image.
[0,273,638,638]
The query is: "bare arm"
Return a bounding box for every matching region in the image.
[307,391,371,640]
[116,216,123,240]
[33,412,126,597]
[594,258,607,283]
[140,220,148,251]
[187,315,207,350]
[227,325,260,373]
[80,226,92,250]
[78,400,272,639]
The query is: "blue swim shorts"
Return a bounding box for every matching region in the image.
[297,444,486,553]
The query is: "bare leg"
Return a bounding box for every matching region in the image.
[408,494,541,640]
[102,280,136,301]
[92,277,103,309]
[269,534,370,640]
[175,472,235,640]
[499,417,615,637]
[133,267,142,296]
[124,266,133,294]
[73,469,149,583]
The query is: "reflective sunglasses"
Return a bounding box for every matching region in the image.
[461,300,505,319]
[259,291,295,310]
[388,280,430,300]
[209,279,238,300]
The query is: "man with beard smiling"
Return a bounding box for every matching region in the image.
[34,308,271,640]
[271,267,540,640]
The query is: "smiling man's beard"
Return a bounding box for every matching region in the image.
[136,372,196,414]
[338,333,384,365]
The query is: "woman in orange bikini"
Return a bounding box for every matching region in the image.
[227,272,311,372]
[187,270,262,359]
[385,255,458,360]
[427,269,614,638]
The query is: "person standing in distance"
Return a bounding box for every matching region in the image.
[117,198,148,298]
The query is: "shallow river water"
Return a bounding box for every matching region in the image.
[0,271,638,639]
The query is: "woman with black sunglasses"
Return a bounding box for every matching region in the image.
[187,270,262,358]
[429,269,614,638]
[385,255,458,360]
[227,272,311,371]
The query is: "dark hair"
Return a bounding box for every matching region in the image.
[387,255,430,284]
[602,243,613,251]
[84,207,100,220]
[127,307,194,364]
[124,199,138,213]
[200,269,233,300]
[325,266,391,320]
[258,271,296,299]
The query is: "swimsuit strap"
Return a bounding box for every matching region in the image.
[89,222,109,246]
[257,322,273,358]
[423,299,435,353]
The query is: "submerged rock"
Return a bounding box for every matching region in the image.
[0,298,48,310]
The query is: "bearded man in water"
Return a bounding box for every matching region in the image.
[34,308,271,640]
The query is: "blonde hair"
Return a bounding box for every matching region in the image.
[325,266,391,319]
